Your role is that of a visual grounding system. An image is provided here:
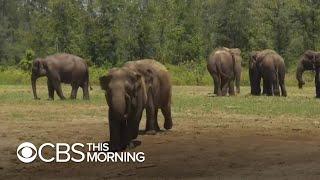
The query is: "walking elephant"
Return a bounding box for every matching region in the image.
[249,49,287,96]
[99,67,148,151]
[296,50,320,97]
[31,53,90,100]
[99,59,173,151]
[124,59,173,134]
[207,47,242,96]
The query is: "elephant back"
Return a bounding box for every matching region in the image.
[123,59,171,107]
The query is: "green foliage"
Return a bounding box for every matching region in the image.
[168,60,210,86]
[1,0,320,69]
[19,49,35,71]
[0,66,31,84]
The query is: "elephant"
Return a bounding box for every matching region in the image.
[296,50,320,97]
[99,67,148,151]
[31,53,90,100]
[123,59,173,135]
[207,47,242,96]
[249,49,287,97]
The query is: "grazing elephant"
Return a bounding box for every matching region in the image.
[296,50,320,97]
[207,47,242,96]
[31,53,90,100]
[124,59,173,134]
[99,67,148,151]
[249,49,287,97]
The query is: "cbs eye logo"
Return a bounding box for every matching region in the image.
[17,142,37,163]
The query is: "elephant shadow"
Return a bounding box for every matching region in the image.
[138,129,168,135]
[130,140,142,148]
[102,140,142,151]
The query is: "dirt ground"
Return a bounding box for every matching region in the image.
[1,85,320,179]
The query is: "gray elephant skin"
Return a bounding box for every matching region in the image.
[207,47,242,96]
[123,60,173,133]
[100,67,148,151]
[296,50,320,97]
[99,59,173,151]
[249,49,287,97]
[31,53,90,100]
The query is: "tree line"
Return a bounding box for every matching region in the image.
[1,0,320,68]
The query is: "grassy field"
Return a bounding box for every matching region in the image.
[1,84,320,179]
[1,84,320,118]
[0,64,317,86]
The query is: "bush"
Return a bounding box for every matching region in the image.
[19,49,35,71]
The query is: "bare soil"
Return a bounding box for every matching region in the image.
[1,86,320,179]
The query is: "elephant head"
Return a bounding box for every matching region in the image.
[99,67,148,150]
[296,50,320,89]
[229,48,242,94]
[249,51,261,95]
[31,58,47,100]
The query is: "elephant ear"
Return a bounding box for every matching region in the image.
[128,71,147,107]
[32,58,41,72]
[249,51,258,68]
[99,75,112,91]
[229,49,240,63]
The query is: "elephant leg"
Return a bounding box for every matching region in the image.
[82,81,90,100]
[254,76,262,95]
[228,79,235,96]
[213,73,222,96]
[262,79,267,95]
[278,71,287,97]
[70,83,79,99]
[273,85,280,96]
[315,68,320,98]
[120,120,130,150]
[154,108,160,131]
[51,79,65,100]
[161,104,173,130]
[221,78,229,96]
[280,81,287,97]
[109,112,121,151]
[273,79,280,96]
[264,77,273,96]
[145,95,156,135]
[131,111,143,140]
[213,77,218,94]
[47,72,66,100]
[235,75,241,94]
[47,79,54,100]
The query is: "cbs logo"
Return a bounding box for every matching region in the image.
[16,142,37,163]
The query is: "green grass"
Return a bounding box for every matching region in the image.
[0,64,316,87]
[172,86,320,118]
[1,85,320,122]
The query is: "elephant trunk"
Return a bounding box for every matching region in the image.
[109,92,131,150]
[31,74,39,100]
[296,61,305,89]
[110,92,128,122]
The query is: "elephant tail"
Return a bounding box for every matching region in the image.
[85,68,92,90]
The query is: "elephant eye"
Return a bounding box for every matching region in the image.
[125,81,134,91]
